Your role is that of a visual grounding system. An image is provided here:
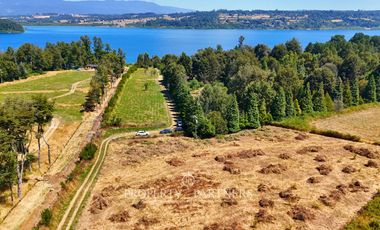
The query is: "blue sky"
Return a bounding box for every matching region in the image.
[146,0,380,10]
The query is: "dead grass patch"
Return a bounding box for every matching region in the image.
[316,164,333,175]
[288,205,315,221]
[259,164,287,174]
[108,210,130,223]
[343,145,378,159]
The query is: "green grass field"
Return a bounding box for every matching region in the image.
[0,71,93,122]
[112,68,171,129]
[0,71,92,92]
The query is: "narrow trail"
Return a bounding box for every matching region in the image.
[51,78,90,100]
[58,71,174,230]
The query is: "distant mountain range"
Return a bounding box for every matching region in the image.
[0,0,191,15]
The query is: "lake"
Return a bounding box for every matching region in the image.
[1,26,380,63]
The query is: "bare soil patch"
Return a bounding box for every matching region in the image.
[77,126,380,230]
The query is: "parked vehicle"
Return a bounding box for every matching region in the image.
[136,131,150,137]
[177,119,183,127]
[160,129,173,134]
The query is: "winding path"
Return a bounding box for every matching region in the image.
[51,78,90,100]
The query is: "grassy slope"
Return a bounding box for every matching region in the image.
[0,71,92,92]
[0,71,92,122]
[112,68,170,129]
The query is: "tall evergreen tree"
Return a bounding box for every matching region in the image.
[313,83,327,112]
[351,78,360,106]
[245,93,260,128]
[259,99,272,124]
[285,91,295,117]
[271,87,286,120]
[325,93,335,112]
[366,75,377,102]
[376,76,380,102]
[226,95,240,133]
[334,77,344,103]
[294,99,302,116]
[300,83,314,114]
[343,81,353,107]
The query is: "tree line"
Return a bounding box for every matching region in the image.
[0,36,121,83]
[137,33,380,138]
[0,19,24,33]
[0,96,54,203]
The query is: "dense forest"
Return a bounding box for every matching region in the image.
[137,33,380,138]
[0,19,24,33]
[0,36,124,83]
[0,38,124,201]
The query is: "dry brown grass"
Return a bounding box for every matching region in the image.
[77,126,380,230]
[313,106,380,143]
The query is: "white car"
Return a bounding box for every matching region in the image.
[136,131,150,137]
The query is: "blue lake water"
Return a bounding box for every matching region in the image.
[1,26,380,63]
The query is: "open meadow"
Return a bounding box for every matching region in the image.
[111,68,171,130]
[77,126,380,230]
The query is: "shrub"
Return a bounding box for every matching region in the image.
[80,143,98,161]
[39,209,52,226]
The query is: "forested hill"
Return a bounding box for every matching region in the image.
[15,10,380,30]
[0,19,24,33]
[142,10,380,29]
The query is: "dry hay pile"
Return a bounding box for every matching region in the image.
[134,216,159,229]
[108,210,130,223]
[297,146,323,154]
[166,158,185,167]
[132,200,146,210]
[316,164,333,175]
[139,173,220,197]
[279,187,300,202]
[257,183,272,192]
[223,161,241,175]
[287,205,315,221]
[314,155,327,162]
[343,145,378,159]
[365,160,379,168]
[307,176,323,184]
[203,222,244,230]
[342,165,357,174]
[259,198,274,208]
[89,195,110,214]
[192,152,210,158]
[259,164,287,174]
[279,153,291,160]
[295,133,309,141]
[255,209,276,223]
[319,189,345,207]
[221,197,238,207]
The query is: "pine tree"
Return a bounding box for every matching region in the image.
[325,93,334,112]
[376,76,380,102]
[226,95,240,133]
[294,99,302,116]
[313,83,327,112]
[259,99,272,124]
[285,91,295,117]
[271,87,286,120]
[366,75,377,102]
[334,77,344,103]
[351,78,360,106]
[300,83,314,114]
[246,93,260,128]
[343,81,353,107]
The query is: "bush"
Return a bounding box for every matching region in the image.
[39,209,52,226]
[79,143,98,161]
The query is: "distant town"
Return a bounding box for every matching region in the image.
[4,10,380,29]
